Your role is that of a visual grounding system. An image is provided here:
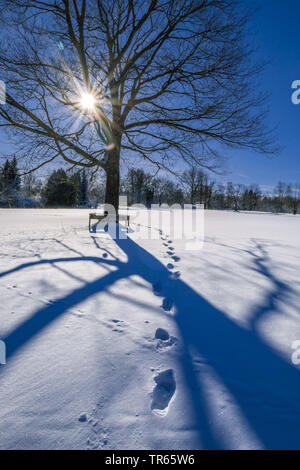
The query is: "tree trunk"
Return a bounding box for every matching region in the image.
[104,147,120,215]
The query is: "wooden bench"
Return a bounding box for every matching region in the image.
[89,212,130,231]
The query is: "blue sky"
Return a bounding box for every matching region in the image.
[225,0,300,189]
[0,0,300,190]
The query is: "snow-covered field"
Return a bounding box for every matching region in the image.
[0,208,299,450]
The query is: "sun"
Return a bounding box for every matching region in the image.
[80,92,96,111]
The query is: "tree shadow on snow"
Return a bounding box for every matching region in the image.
[0,228,300,449]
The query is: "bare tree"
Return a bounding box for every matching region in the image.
[22,172,42,198]
[286,183,300,215]
[274,182,287,213]
[226,182,244,211]
[182,166,214,206]
[0,0,276,212]
[181,167,200,204]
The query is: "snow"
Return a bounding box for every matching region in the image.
[0,208,299,450]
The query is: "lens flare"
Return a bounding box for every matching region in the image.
[80,92,96,111]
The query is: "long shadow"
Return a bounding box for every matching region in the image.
[246,242,294,331]
[1,232,300,449]
[115,235,300,449]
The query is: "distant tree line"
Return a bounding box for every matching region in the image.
[0,158,105,208]
[0,158,299,214]
[120,168,300,215]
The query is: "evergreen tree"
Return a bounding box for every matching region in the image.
[42,169,78,207]
[0,157,21,207]
[1,160,11,187]
[70,171,81,206]
[78,170,89,207]
[9,156,21,190]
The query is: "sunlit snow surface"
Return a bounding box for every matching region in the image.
[0,208,299,450]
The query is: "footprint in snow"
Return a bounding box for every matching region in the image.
[110,319,125,333]
[85,413,109,450]
[161,297,174,311]
[155,328,169,341]
[170,271,181,280]
[152,280,162,296]
[78,413,88,422]
[155,328,178,350]
[151,369,176,416]
[171,255,181,262]
[167,263,174,270]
